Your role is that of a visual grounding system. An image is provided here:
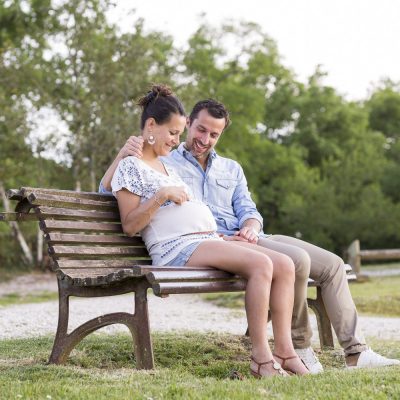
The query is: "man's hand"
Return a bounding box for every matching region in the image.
[118,135,144,159]
[234,226,259,244]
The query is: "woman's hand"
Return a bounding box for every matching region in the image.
[157,186,189,205]
[118,135,144,159]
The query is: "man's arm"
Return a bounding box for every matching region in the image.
[100,136,144,192]
[231,164,263,243]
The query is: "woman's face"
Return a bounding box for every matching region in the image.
[150,113,187,156]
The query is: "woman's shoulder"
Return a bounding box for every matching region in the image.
[118,156,144,172]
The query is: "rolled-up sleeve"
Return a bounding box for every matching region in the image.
[232,166,263,229]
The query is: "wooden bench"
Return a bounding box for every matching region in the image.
[1,187,357,369]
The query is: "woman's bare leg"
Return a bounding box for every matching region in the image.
[186,240,287,377]
[220,241,309,375]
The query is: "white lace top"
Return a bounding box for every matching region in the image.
[111,157,218,265]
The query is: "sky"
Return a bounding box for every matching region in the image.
[107,0,400,101]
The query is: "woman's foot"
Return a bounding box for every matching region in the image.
[250,356,290,378]
[273,353,310,375]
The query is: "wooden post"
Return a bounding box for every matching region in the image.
[347,239,361,275]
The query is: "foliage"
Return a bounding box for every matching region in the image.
[1,5,400,270]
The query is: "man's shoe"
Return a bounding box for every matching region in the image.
[294,347,324,374]
[346,348,400,369]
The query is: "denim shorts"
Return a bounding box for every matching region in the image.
[164,241,202,266]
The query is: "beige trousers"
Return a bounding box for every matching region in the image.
[258,234,367,355]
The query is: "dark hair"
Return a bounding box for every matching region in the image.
[137,84,185,129]
[189,99,231,129]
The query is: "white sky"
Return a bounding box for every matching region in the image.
[108,0,400,100]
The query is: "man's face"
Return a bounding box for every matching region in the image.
[185,109,226,159]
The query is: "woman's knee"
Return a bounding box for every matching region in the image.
[274,254,296,280]
[247,253,273,282]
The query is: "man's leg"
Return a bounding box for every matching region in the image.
[257,236,313,349]
[264,235,368,355]
[261,234,400,369]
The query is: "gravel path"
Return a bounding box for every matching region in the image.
[0,273,399,342]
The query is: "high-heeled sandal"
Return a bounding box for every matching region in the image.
[250,356,287,378]
[273,353,310,375]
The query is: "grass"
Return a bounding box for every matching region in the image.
[348,275,400,317]
[361,261,400,271]
[0,291,58,307]
[0,268,28,283]
[204,274,400,318]
[0,333,399,399]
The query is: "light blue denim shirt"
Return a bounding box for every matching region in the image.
[99,143,263,236]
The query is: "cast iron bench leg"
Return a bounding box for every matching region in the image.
[49,279,155,369]
[133,283,154,369]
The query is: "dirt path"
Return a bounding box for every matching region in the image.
[0,273,399,343]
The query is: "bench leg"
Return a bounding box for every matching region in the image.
[49,280,70,364]
[308,287,334,349]
[132,284,154,369]
[49,279,155,369]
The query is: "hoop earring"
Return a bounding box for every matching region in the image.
[147,135,156,145]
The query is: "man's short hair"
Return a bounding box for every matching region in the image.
[189,99,231,130]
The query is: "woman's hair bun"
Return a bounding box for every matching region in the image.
[137,84,173,108]
[136,83,185,129]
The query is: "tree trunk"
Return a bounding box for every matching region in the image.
[90,154,96,192]
[0,181,34,266]
[37,225,43,266]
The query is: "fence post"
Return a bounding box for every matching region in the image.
[347,239,361,275]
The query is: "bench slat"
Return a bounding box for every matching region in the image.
[58,268,141,286]
[6,188,24,201]
[20,187,115,202]
[147,270,239,284]
[40,220,123,233]
[56,260,213,271]
[46,232,143,246]
[55,260,152,269]
[36,207,120,221]
[28,193,118,211]
[153,280,247,296]
[49,245,149,258]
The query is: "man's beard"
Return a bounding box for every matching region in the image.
[186,141,210,159]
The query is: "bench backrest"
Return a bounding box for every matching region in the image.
[6,187,357,293]
[9,187,153,282]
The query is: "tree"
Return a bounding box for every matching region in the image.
[0,0,57,268]
[44,0,176,191]
[366,80,400,203]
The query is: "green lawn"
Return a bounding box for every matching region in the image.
[0,333,399,400]
[0,290,58,306]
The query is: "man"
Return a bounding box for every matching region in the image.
[100,98,400,372]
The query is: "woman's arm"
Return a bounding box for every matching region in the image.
[116,186,189,236]
[101,136,144,192]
